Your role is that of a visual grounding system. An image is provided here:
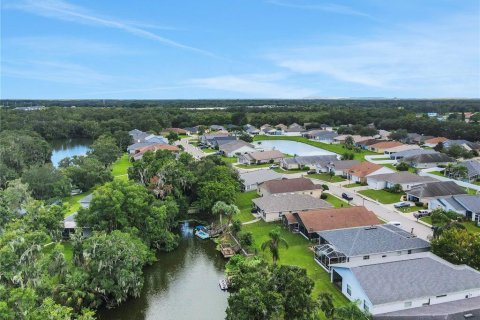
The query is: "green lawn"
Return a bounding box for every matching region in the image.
[465,188,478,195]
[243,221,347,305]
[358,189,404,204]
[324,193,351,208]
[420,217,480,234]
[112,153,131,177]
[221,156,237,163]
[308,173,345,183]
[383,164,398,171]
[62,192,89,217]
[429,170,445,177]
[397,205,424,213]
[273,167,307,174]
[44,241,74,264]
[234,191,258,222]
[254,135,378,161]
[236,163,272,169]
[343,183,361,188]
[473,180,480,186]
[420,216,432,225]
[203,148,216,153]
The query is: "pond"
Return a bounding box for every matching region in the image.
[98,222,229,320]
[254,140,336,156]
[50,138,92,167]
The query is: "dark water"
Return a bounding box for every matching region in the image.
[50,138,92,167]
[98,222,229,320]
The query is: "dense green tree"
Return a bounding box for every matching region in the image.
[197,181,237,212]
[396,162,410,171]
[21,164,71,200]
[388,129,408,141]
[63,155,113,191]
[89,135,122,167]
[261,228,289,265]
[166,131,180,144]
[430,209,466,238]
[22,201,65,240]
[431,229,480,270]
[239,132,253,143]
[212,201,240,233]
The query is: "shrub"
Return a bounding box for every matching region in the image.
[239,232,253,247]
[320,193,328,200]
[231,219,242,236]
[396,162,410,171]
[415,201,424,207]
[321,184,329,190]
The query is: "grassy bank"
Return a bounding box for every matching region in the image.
[309,173,345,183]
[358,189,404,204]
[235,191,258,222]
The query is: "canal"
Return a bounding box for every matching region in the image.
[98,222,229,320]
[50,138,92,167]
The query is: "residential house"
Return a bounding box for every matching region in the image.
[330,252,480,315]
[283,206,380,240]
[401,153,455,168]
[161,128,189,135]
[200,133,234,147]
[320,124,334,131]
[127,134,169,154]
[368,141,403,153]
[316,160,360,175]
[389,149,438,160]
[404,133,433,145]
[209,125,225,131]
[463,159,480,182]
[275,124,288,131]
[406,181,467,203]
[334,135,375,145]
[356,139,380,150]
[238,169,283,191]
[258,177,323,197]
[429,194,480,223]
[366,172,438,191]
[383,144,421,155]
[376,129,391,140]
[444,140,480,152]
[219,140,256,157]
[423,137,448,148]
[238,150,284,165]
[132,144,180,161]
[280,155,338,170]
[243,124,260,135]
[306,131,338,143]
[344,162,395,184]
[315,224,430,271]
[183,126,199,135]
[79,194,92,209]
[252,193,332,222]
[283,127,305,136]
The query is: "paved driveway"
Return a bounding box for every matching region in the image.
[176,137,207,159]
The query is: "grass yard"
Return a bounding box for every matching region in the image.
[273,167,307,174]
[253,135,378,161]
[419,216,432,225]
[324,193,351,208]
[358,189,404,204]
[420,216,480,234]
[383,164,398,171]
[343,183,361,188]
[429,170,445,177]
[62,192,88,216]
[234,191,258,222]
[242,221,347,305]
[308,173,345,183]
[397,205,424,213]
[44,241,74,264]
[221,156,237,163]
[203,148,217,153]
[235,163,272,169]
[465,188,478,195]
[112,153,131,178]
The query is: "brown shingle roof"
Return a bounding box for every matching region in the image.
[260,177,319,194]
[369,141,403,150]
[347,162,384,178]
[424,137,448,144]
[137,144,180,153]
[295,206,380,233]
[248,150,284,161]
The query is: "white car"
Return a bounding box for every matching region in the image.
[269,164,279,169]
[387,221,401,227]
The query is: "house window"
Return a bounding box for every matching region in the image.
[408,250,412,254]
[346,284,352,296]
[363,255,370,260]
[382,255,387,258]
[404,301,412,308]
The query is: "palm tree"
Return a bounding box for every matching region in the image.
[430,209,466,238]
[261,228,289,265]
[344,136,355,150]
[212,201,239,234]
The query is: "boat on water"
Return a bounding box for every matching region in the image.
[219,279,228,290]
[194,225,210,239]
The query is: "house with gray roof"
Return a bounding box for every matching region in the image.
[444,140,480,152]
[463,159,480,182]
[252,193,332,222]
[219,140,256,157]
[316,160,360,175]
[429,194,480,223]
[401,153,455,168]
[238,169,283,191]
[406,181,467,203]
[280,155,338,170]
[389,148,438,160]
[315,224,430,271]
[307,131,339,143]
[366,171,438,191]
[330,252,480,316]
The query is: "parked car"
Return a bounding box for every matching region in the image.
[342,193,353,201]
[387,221,402,227]
[394,202,410,209]
[414,210,430,219]
[269,164,279,169]
[307,169,316,174]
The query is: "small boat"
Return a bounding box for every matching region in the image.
[219,279,228,290]
[196,230,210,239]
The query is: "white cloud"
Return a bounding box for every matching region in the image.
[186,73,317,98]
[5,0,216,57]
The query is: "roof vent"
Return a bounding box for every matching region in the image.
[463,314,473,319]
[364,226,377,230]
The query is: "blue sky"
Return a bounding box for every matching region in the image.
[1,0,479,99]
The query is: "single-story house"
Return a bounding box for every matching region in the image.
[423,137,448,148]
[209,136,238,148]
[401,153,455,169]
[283,206,380,239]
[238,150,284,165]
[280,155,338,170]
[238,169,283,191]
[444,140,480,152]
[429,194,480,223]
[389,149,438,160]
[406,181,467,203]
[344,162,395,184]
[334,135,375,144]
[315,224,430,271]
[80,194,93,209]
[368,141,404,153]
[403,133,434,145]
[161,128,189,135]
[127,141,156,154]
[283,127,306,136]
[199,133,229,145]
[219,140,256,157]
[376,130,391,140]
[252,193,332,222]
[383,144,421,155]
[330,252,480,316]
[356,139,381,150]
[276,124,288,131]
[366,172,438,191]
[244,124,260,135]
[131,144,181,161]
[258,177,323,197]
[316,160,360,175]
[463,159,480,182]
[209,125,225,131]
[374,296,480,320]
[308,131,338,143]
[183,126,199,135]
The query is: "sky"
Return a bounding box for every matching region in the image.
[1,0,479,99]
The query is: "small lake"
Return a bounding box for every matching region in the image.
[98,222,228,320]
[50,138,92,167]
[254,140,336,156]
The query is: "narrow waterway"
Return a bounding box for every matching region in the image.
[50,138,92,167]
[98,222,229,320]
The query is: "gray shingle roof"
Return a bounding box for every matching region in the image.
[328,160,360,170]
[368,172,438,184]
[252,193,332,213]
[390,148,438,158]
[239,169,283,186]
[407,181,466,198]
[333,252,480,305]
[219,140,254,153]
[318,224,430,257]
[403,153,455,164]
[439,194,480,213]
[463,160,480,179]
